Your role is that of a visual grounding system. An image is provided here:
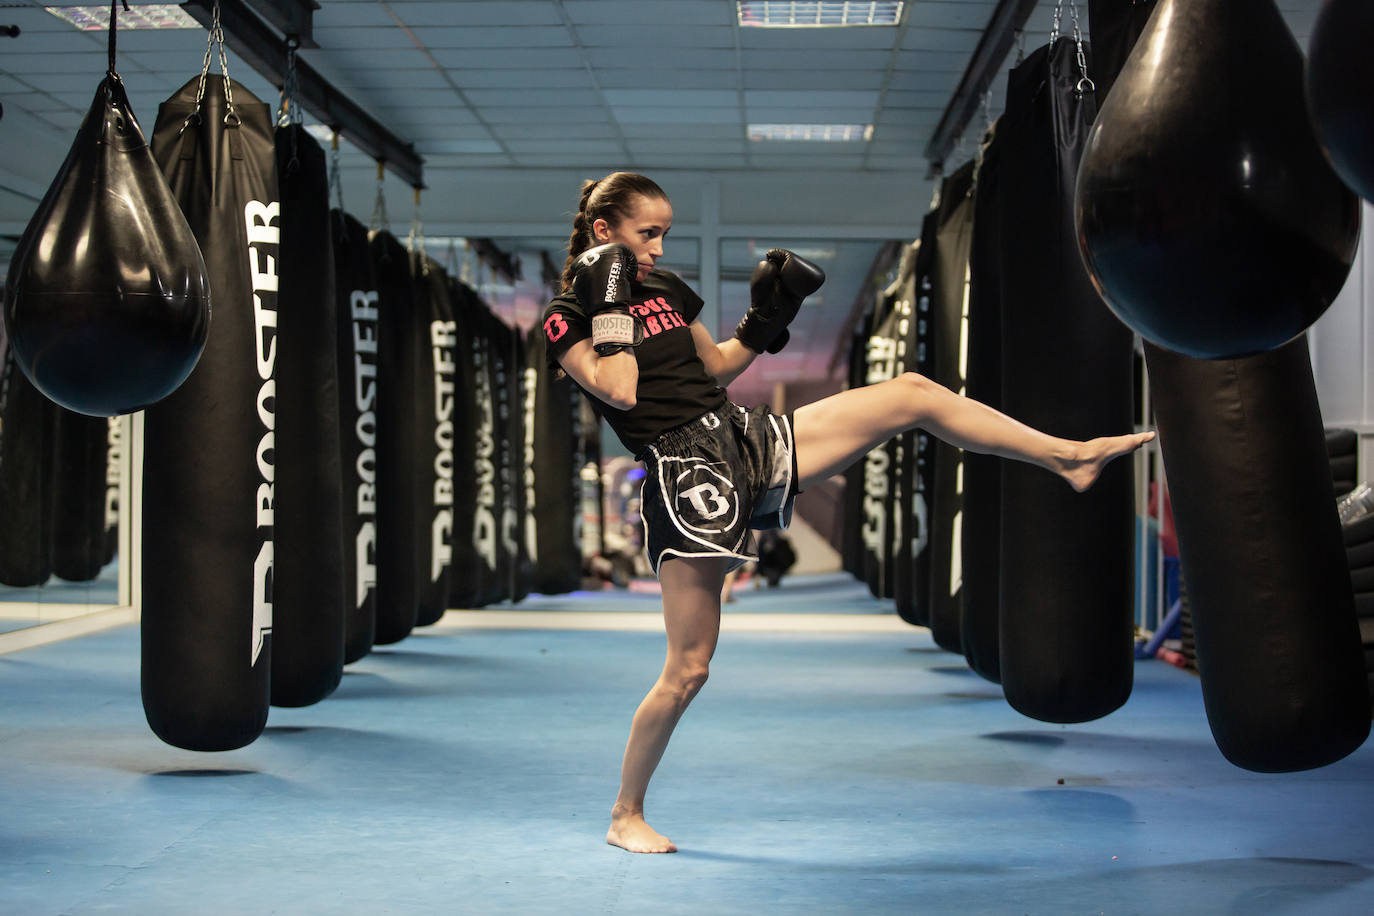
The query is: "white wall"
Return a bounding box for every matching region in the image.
[1311,201,1374,482]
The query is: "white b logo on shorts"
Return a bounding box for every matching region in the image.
[669,459,739,535]
[681,482,730,519]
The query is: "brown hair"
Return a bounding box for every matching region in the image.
[559,171,669,292]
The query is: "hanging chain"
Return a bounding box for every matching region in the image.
[329,130,344,214]
[183,0,237,132]
[370,161,389,233]
[1050,0,1063,45]
[407,186,427,273]
[1069,0,1095,96]
[276,36,302,128]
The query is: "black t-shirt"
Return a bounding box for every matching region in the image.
[542,268,727,455]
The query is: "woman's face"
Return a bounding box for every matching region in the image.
[593,194,673,282]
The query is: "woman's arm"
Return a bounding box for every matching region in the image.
[689,320,758,388]
[557,338,639,411]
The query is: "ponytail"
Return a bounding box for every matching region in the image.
[558,171,668,293]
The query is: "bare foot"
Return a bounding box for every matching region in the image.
[1060,431,1156,493]
[607,808,677,854]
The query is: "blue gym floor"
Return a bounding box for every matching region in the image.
[2,573,1372,915]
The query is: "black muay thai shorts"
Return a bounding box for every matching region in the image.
[639,403,798,575]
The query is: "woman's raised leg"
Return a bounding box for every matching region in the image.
[792,372,1153,493]
[607,554,731,854]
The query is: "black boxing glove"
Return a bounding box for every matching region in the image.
[734,248,826,354]
[572,242,644,355]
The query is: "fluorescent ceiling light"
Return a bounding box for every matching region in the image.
[737,1,903,28]
[46,5,200,30]
[749,123,874,142]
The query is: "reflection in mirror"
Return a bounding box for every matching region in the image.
[0,324,123,631]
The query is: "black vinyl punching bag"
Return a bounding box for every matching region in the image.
[446,277,480,609]
[884,242,921,625]
[1306,0,1374,203]
[102,415,120,567]
[1145,339,1370,771]
[50,409,108,582]
[271,125,345,707]
[468,302,503,608]
[369,229,421,643]
[860,284,902,601]
[997,39,1136,724]
[526,329,583,595]
[927,162,976,654]
[488,311,517,604]
[144,75,277,751]
[1076,0,1360,359]
[1087,0,1158,105]
[962,122,1005,684]
[505,326,532,603]
[414,255,458,627]
[3,64,209,417]
[333,211,379,663]
[0,336,55,587]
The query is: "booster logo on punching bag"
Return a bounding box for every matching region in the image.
[351,288,379,610]
[473,334,497,570]
[431,320,457,581]
[246,200,278,666]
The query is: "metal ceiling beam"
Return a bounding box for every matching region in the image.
[923,0,1040,173]
[180,0,424,189]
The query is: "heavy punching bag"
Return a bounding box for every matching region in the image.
[962,122,1005,684]
[3,8,209,417]
[1076,0,1361,359]
[271,124,345,707]
[446,276,480,610]
[0,336,54,587]
[859,275,902,602]
[103,415,120,567]
[50,409,107,582]
[1145,339,1370,771]
[144,73,277,751]
[883,241,921,625]
[526,328,583,595]
[369,229,421,643]
[333,210,379,663]
[1087,0,1158,105]
[997,37,1136,724]
[414,254,458,627]
[1306,0,1374,202]
[927,162,975,654]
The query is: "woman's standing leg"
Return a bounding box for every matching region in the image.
[608,554,731,853]
[792,371,1153,493]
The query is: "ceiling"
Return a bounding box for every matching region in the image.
[0,0,1328,400]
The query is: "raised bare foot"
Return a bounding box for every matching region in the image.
[607,809,677,854]
[1061,431,1156,493]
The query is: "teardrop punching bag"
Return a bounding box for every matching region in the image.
[144,75,277,751]
[997,38,1137,724]
[962,122,1005,684]
[1145,339,1370,771]
[369,229,421,643]
[270,125,345,707]
[927,162,976,654]
[3,69,209,417]
[1075,0,1361,359]
[1305,0,1374,203]
[332,210,379,663]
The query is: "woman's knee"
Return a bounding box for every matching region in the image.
[663,661,710,705]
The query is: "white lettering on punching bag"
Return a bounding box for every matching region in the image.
[431,320,456,581]
[245,199,279,667]
[104,416,121,532]
[352,289,379,609]
[523,366,538,564]
[861,333,898,587]
[472,336,497,570]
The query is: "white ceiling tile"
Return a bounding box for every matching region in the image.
[744,90,879,109]
[0,8,80,33]
[904,2,999,30]
[480,105,610,124]
[332,68,454,91]
[875,108,942,126]
[510,151,626,167]
[886,70,961,93]
[746,153,868,169]
[742,49,891,70]
[359,87,468,109]
[446,69,596,89]
[641,153,750,169]
[574,24,735,47]
[311,3,398,28]
[4,51,109,75]
[387,1,565,28]
[603,88,737,107]
[307,27,420,51]
[587,46,735,69]
[899,28,982,53]
[463,88,605,107]
[415,139,507,154]
[491,123,617,140]
[627,138,746,155]
[612,106,741,125]
[596,68,738,89]
[744,70,883,90]
[411,26,575,49]
[420,154,516,168]
[503,138,624,155]
[620,122,741,139]
[894,49,972,72]
[881,90,954,109]
[431,48,586,69]
[306,48,434,70]
[564,1,731,26]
